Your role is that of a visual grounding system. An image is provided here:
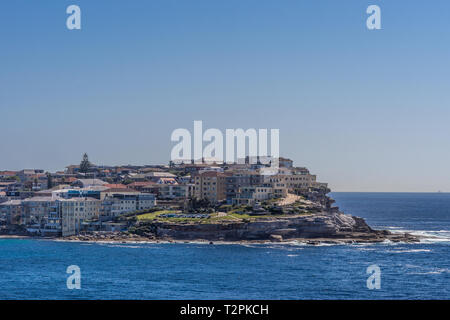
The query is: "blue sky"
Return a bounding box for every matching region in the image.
[1,0,450,192]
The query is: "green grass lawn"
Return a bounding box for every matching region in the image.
[136,210,177,221]
[136,210,212,223]
[135,208,313,224]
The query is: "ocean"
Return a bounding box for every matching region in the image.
[0,192,448,299]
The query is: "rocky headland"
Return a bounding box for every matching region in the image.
[63,211,420,244]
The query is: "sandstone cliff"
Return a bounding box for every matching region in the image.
[138,212,418,243]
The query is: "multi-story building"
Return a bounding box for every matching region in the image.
[21,196,56,228]
[22,173,48,191]
[0,199,23,224]
[59,197,101,236]
[17,169,44,183]
[232,186,272,205]
[0,195,102,236]
[101,193,156,218]
[263,172,325,192]
[193,171,228,203]
[225,171,264,203]
[158,184,195,200]
[231,186,287,205]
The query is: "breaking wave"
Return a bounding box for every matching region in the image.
[387,228,450,244]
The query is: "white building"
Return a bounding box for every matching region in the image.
[101,193,156,218]
[59,197,101,236]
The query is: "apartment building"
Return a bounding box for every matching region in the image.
[158,184,195,200]
[101,193,156,218]
[17,169,44,182]
[232,186,272,205]
[231,186,287,205]
[0,196,101,236]
[59,197,101,236]
[263,173,321,191]
[0,199,22,224]
[225,171,264,203]
[21,196,55,227]
[193,171,228,203]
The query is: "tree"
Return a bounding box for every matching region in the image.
[46,172,53,189]
[79,153,91,173]
[187,197,212,210]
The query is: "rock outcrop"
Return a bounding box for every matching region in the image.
[141,212,419,243]
[61,212,420,244]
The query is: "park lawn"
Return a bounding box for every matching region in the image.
[136,210,177,221]
[136,210,211,223]
[228,212,253,220]
[136,209,314,224]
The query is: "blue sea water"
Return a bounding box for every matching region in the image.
[0,192,448,300]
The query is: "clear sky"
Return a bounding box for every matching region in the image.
[1,0,450,192]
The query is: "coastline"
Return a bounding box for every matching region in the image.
[0,230,428,246]
[56,225,423,245]
[54,236,423,246]
[2,211,424,245]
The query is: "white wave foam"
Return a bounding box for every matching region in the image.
[388,249,432,253]
[388,228,450,244]
[105,245,143,249]
[407,268,450,275]
[355,247,376,251]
